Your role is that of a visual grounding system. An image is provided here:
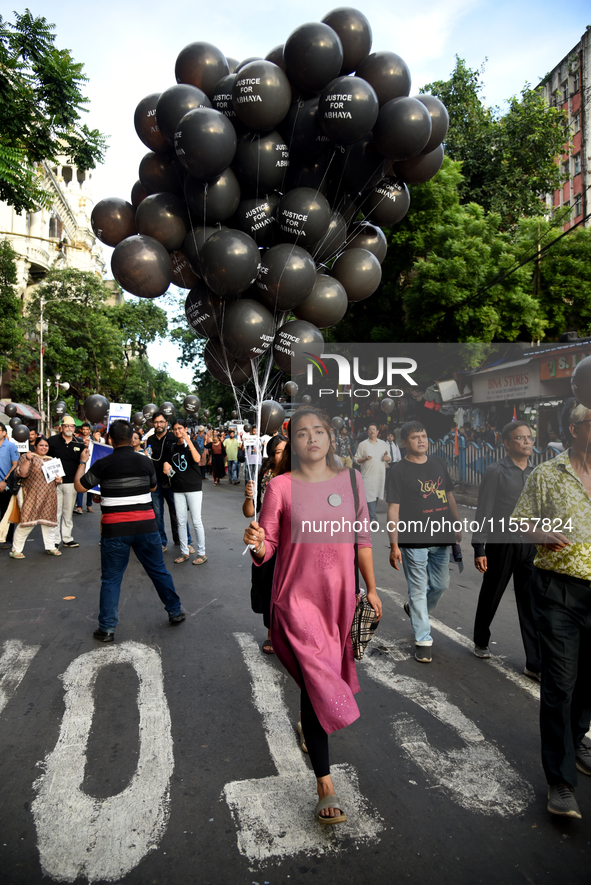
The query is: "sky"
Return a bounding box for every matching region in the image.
[16,0,591,384]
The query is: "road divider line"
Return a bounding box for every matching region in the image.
[0,639,40,715]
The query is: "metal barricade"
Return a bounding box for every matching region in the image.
[428,436,558,486]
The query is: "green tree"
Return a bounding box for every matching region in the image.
[0,239,23,361]
[423,58,570,227]
[0,10,107,212]
[9,268,169,409]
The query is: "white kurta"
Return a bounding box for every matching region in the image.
[356,438,390,502]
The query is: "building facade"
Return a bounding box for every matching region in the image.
[539,26,590,231]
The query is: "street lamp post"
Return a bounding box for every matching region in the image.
[38,297,72,435]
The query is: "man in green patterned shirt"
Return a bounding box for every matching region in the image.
[512,398,591,819]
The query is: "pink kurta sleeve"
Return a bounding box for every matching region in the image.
[251,474,283,565]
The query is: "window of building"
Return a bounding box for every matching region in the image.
[563,160,570,181]
[574,113,580,134]
[61,166,72,185]
[574,195,583,218]
[48,216,63,239]
[573,71,580,93]
[549,91,557,108]
[560,82,568,103]
[76,169,86,184]
[574,153,581,176]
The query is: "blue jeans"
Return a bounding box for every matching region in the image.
[367,499,378,521]
[76,491,93,509]
[400,546,450,645]
[228,460,239,483]
[98,532,182,631]
[174,490,205,556]
[244,461,259,483]
[152,481,190,546]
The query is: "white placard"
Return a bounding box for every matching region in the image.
[42,458,65,484]
[107,403,132,429]
[242,435,260,448]
[16,441,29,453]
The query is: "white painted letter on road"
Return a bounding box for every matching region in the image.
[32,641,174,883]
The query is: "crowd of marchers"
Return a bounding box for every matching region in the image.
[0,399,589,825]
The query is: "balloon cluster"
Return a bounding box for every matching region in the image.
[92,8,448,394]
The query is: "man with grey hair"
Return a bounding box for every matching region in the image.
[512,397,591,819]
[47,415,84,548]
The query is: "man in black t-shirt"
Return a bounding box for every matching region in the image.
[386,420,462,663]
[47,415,85,548]
[75,419,184,642]
[147,411,192,553]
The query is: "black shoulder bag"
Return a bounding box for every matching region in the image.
[348,468,379,660]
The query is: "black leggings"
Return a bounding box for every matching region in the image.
[301,680,330,778]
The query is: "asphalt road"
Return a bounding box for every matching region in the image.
[0,477,590,885]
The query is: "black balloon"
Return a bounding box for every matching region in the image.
[174,108,237,182]
[232,130,289,194]
[260,400,285,434]
[277,187,331,245]
[135,192,188,252]
[200,229,260,298]
[183,394,201,414]
[364,177,410,226]
[283,153,332,195]
[571,355,591,408]
[392,144,444,184]
[381,397,395,414]
[132,412,144,426]
[236,57,263,72]
[54,401,67,418]
[331,415,345,430]
[416,95,449,153]
[294,274,348,328]
[231,410,238,418]
[356,51,411,106]
[156,84,211,145]
[222,299,275,360]
[273,319,324,375]
[279,97,331,159]
[284,22,343,95]
[143,403,158,420]
[139,152,185,198]
[226,57,239,74]
[84,394,110,424]
[346,222,388,262]
[312,211,347,263]
[185,167,241,222]
[170,250,201,289]
[339,137,386,196]
[318,76,379,145]
[131,180,148,209]
[12,423,29,442]
[284,380,298,397]
[4,402,17,418]
[9,416,21,430]
[302,394,312,405]
[183,226,221,275]
[243,422,252,432]
[373,97,432,161]
[134,93,169,153]
[255,243,316,311]
[111,235,173,299]
[217,407,223,414]
[233,60,292,132]
[185,283,224,338]
[160,401,175,418]
[321,7,372,74]
[211,74,245,132]
[175,42,229,99]
[331,247,382,302]
[91,198,138,248]
[232,194,279,247]
[204,339,253,386]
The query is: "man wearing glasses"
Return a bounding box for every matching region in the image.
[512,398,591,819]
[47,415,84,548]
[148,411,191,553]
[471,421,541,679]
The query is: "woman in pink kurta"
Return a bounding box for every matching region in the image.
[244,407,382,825]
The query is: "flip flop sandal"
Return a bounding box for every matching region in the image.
[9,551,25,559]
[316,794,347,825]
[174,554,190,563]
[262,639,274,655]
[296,721,308,753]
[192,555,208,565]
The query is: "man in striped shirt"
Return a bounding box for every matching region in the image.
[75,419,185,642]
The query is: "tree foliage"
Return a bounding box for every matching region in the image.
[332,158,591,344]
[0,10,107,212]
[423,58,570,227]
[0,239,23,361]
[9,268,175,411]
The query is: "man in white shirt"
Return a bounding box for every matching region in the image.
[355,423,390,521]
[385,431,401,468]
